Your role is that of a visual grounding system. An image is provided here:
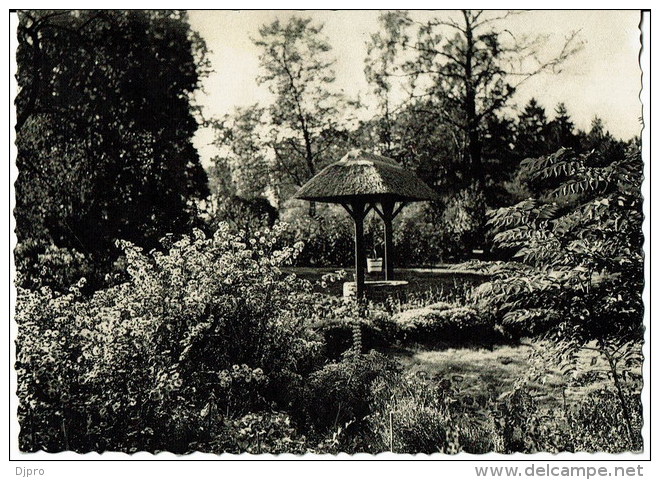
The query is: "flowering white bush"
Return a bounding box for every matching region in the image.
[16,223,322,452]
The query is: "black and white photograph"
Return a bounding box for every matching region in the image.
[9,7,650,463]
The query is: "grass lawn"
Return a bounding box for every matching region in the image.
[386,342,620,409]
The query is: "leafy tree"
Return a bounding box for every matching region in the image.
[365,10,582,184]
[15,10,209,280]
[364,12,409,156]
[212,16,355,210]
[481,114,517,206]
[476,145,643,447]
[210,105,273,199]
[483,145,643,338]
[587,116,606,142]
[387,99,460,187]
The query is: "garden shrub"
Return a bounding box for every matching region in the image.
[376,397,454,454]
[391,302,495,344]
[14,240,94,293]
[492,387,568,453]
[567,389,643,452]
[201,411,310,455]
[301,294,399,357]
[300,351,401,433]
[441,182,488,255]
[369,372,455,453]
[491,385,643,453]
[16,223,323,453]
[483,146,643,341]
[392,186,487,266]
[278,201,355,267]
[369,309,402,346]
[369,372,496,454]
[392,202,447,266]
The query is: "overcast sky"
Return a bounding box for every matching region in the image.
[189,10,642,165]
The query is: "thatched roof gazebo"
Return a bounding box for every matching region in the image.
[294,149,438,298]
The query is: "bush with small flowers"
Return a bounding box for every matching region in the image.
[16,223,324,452]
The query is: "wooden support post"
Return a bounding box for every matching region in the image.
[392,201,408,219]
[382,200,395,281]
[352,200,367,299]
[373,200,408,282]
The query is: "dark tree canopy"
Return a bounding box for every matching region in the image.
[581,116,629,163]
[515,98,550,160]
[548,102,579,152]
[15,10,209,264]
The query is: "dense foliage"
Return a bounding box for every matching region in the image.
[368,368,642,454]
[15,10,209,289]
[16,219,644,454]
[470,145,644,448]
[16,225,322,452]
[477,145,643,341]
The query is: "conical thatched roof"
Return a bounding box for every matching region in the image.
[293,149,438,203]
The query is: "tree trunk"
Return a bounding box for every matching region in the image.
[352,201,367,299]
[463,10,483,185]
[382,201,395,280]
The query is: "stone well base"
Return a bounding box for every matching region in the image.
[342,280,409,301]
